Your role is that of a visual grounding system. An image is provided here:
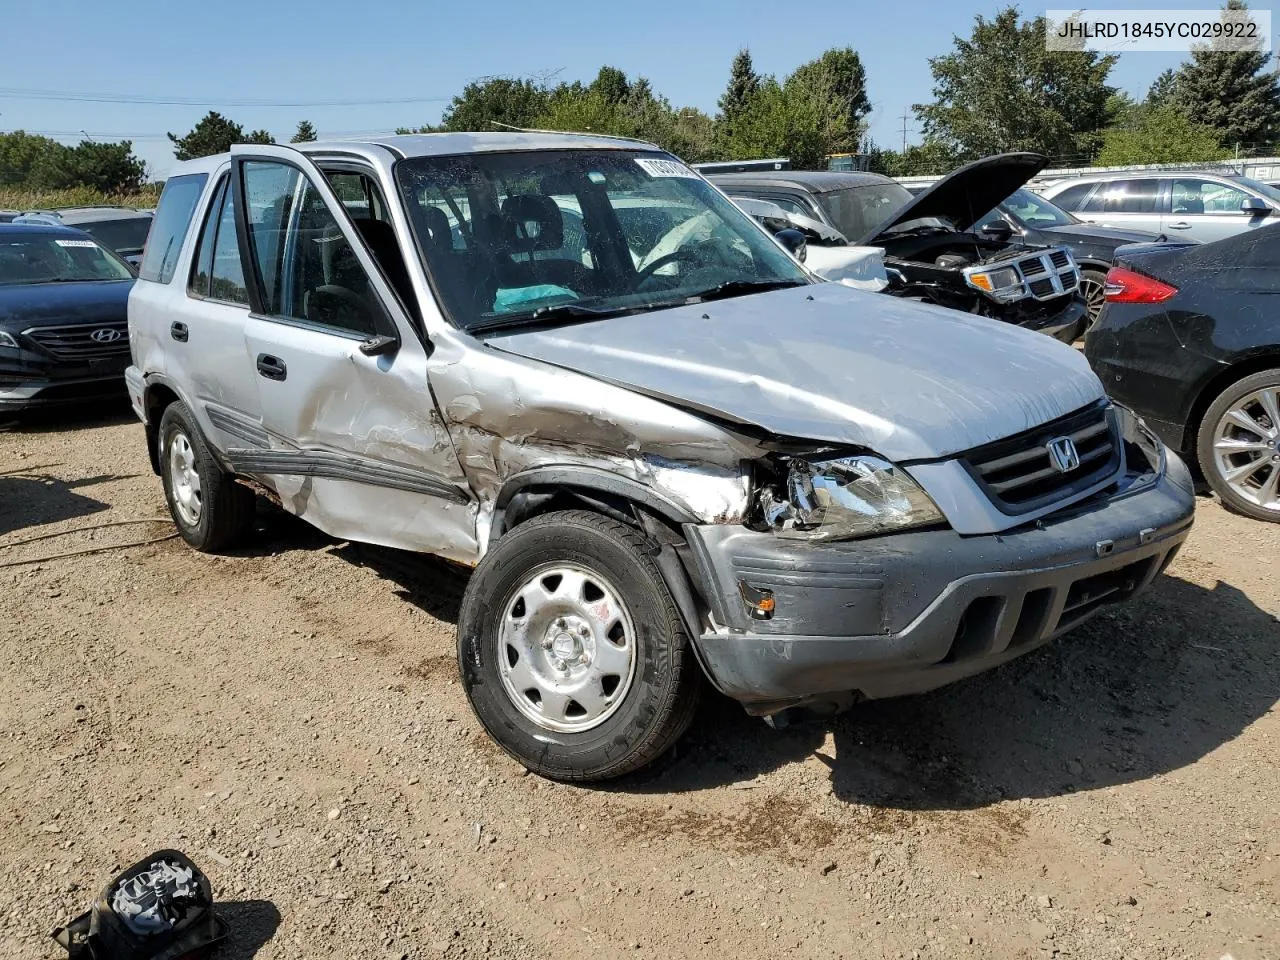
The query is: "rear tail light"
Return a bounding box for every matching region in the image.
[1103,266,1178,303]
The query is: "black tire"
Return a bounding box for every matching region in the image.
[1196,368,1280,523]
[1079,267,1108,335]
[457,510,702,781]
[158,401,255,551]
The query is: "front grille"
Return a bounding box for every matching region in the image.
[1008,248,1080,301]
[963,403,1122,513]
[22,321,129,360]
[1049,250,1071,270]
[1029,277,1056,298]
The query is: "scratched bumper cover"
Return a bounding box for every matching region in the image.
[685,455,1195,708]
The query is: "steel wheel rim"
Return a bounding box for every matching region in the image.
[167,432,203,526]
[1212,387,1280,513]
[497,562,638,734]
[1080,275,1105,329]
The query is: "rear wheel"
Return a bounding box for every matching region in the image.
[158,402,255,551]
[1079,267,1108,334]
[457,510,702,781]
[1196,369,1280,522]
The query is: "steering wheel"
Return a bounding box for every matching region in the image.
[634,248,709,287]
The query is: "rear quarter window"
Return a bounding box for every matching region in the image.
[138,173,209,283]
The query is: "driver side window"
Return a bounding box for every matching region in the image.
[240,160,386,337]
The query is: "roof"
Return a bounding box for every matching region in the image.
[708,170,894,194]
[167,131,664,177]
[1042,169,1247,185]
[0,222,93,238]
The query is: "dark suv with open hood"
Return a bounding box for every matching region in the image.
[711,153,1087,342]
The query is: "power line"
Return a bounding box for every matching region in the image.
[0,87,450,107]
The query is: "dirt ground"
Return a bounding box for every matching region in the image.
[0,404,1276,960]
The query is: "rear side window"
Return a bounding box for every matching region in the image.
[1049,182,1093,212]
[138,173,208,283]
[189,177,248,304]
[1094,179,1160,214]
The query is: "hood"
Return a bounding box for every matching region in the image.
[487,283,1105,462]
[1039,222,1164,245]
[862,152,1048,244]
[0,279,133,329]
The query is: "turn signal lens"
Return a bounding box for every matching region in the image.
[1103,266,1178,303]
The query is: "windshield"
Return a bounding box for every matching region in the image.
[74,217,153,253]
[1231,175,1280,205]
[815,182,916,241]
[0,234,133,285]
[394,150,808,331]
[978,188,1078,230]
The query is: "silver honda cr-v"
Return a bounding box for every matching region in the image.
[127,134,1195,780]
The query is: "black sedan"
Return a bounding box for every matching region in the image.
[970,188,1163,327]
[1085,226,1280,522]
[0,223,135,411]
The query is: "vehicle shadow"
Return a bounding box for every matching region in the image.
[0,473,127,537]
[622,574,1280,809]
[214,899,281,959]
[0,398,135,434]
[331,539,469,625]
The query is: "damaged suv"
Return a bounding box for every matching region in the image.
[128,135,1194,781]
[711,153,1087,342]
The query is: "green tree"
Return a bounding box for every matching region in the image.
[717,48,760,147]
[1162,0,1279,150]
[168,112,249,160]
[869,140,959,177]
[1146,68,1181,106]
[58,140,147,192]
[784,48,871,157]
[588,66,631,105]
[291,120,318,143]
[915,7,1116,162]
[0,131,64,187]
[244,129,274,144]
[435,77,550,132]
[1096,105,1229,165]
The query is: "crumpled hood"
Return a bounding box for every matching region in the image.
[0,279,132,329]
[486,283,1106,462]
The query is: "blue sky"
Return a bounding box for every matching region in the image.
[0,0,1262,179]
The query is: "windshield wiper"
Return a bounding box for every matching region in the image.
[467,301,642,335]
[683,278,807,303]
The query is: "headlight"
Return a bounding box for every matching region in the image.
[0,331,18,349]
[964,265,1024,302]
[759,455,945,540]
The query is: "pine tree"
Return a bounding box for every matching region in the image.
[1166,1,1279,150]
[718,49,760,136]
[291,120,318,143]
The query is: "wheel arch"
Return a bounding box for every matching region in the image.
[141,376,185,475]
[1183,351,1280,455]
[490,466,728,693]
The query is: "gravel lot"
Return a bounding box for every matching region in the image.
[1,404,1277,960]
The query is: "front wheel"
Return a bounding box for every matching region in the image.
[1078,268,1108,334]
[457,510,702,781]
[1196,369,1280,522]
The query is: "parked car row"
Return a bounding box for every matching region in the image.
[12,206,154,267]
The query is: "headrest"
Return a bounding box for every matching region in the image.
[500,195,563,252]
[420,206,451,248]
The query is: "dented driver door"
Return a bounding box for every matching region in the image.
[226,144,477,563]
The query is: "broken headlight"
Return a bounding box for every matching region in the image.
[758,455,944,541]
[963,265,1025,303]
[1116,404,1165,475]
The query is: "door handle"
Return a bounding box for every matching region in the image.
[256,353,287,381]
[170,321,188,342]
[1167,221,1191,229]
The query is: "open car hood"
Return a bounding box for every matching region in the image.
[862,152,1048,244]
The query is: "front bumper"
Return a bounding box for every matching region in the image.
[1010,295,1087,343]
[685,456,1195,712]
[0,355,129,410]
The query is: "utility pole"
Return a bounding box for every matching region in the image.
[900,111,911,153]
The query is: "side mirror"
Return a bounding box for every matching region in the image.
[775,228,807,263]
[1242,197,1271,216]
[979,219,1015,242]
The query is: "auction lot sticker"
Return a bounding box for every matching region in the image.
[1046,8,1271,52]
[635,158,699,179]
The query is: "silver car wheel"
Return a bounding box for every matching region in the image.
[167,432,203,527]
[1212,387,1280,513]
[497,562,638,733]
[1080,274,1106,329]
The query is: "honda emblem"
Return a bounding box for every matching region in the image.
[1047,436,1080,473]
